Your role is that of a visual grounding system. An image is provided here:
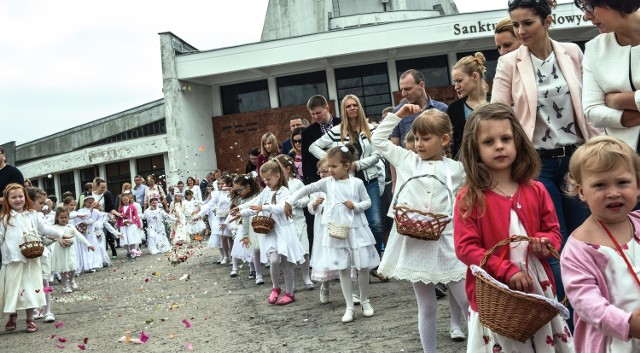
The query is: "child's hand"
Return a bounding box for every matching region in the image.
[219,224,226,230]
[119,233,124,239]
[529,237,551,258]
[508,271,533,293]
[396,104,421,118]
[230,207,239,216]
[284,202,293,219]
[241,237,251,248]
[249,205,262,212]
[630,307,640,339]
[88,246,96,251]
[343,200,355,210]
[314,197,325,207]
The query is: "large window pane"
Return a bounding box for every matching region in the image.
[221,80,270,115]
[105,161,131,194]
[396,55,450,88]
[277,71,328,107]
[59,171,75,198]
[335,63,391,120]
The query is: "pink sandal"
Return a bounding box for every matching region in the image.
[276,293,296,305]
[268,288,281,304]
[5,314,17,331]
[26,319,37,333]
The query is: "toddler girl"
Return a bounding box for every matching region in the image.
[562,136,640,352]
[143,198,174,255]
[285,145,380,322]
[198,177,233,263]
[453,103,573,352]
[51,208,95,293]
[169,193,189,244]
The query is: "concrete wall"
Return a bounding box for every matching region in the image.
[330,10,440,30]
[337,1,384,16]
[261,0,331,41]
[16,100,165,163]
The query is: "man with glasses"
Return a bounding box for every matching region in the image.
[281,115,309,155]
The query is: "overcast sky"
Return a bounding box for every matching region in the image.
[0,0,572,145]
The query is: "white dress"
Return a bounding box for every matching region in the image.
[119,205,142,246]
[200,191,231,248]
[169,201,189,244]
[0,210,63,315]
[186,185,202,203]
[93,212,115,267]
[50,224,92,273]
[183,199,205,235]
[308,191,339,281]
[466,210,573,353]
[143,207,174,254]
[373,113,467,284]
[239,187,306,265]
[74,208,100,272]
[228,212,252,262]
[287,178,310,254]
[288,177,380,271]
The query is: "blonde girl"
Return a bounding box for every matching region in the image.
[372,107,469,352]
[285,145,380,323]
[448,52,489,159]
[0,184,62,333]
[115,193,143,260]
[454,103,573,352]
[275,154,314,290]
[239,161,305,305]
[256,132,281,187]
[562,136,640,353]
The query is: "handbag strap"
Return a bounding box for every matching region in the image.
[595,218,640,289]
[630,49,637,91]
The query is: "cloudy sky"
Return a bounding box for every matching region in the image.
[1,0,572,145]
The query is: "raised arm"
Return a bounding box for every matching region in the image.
[372,112,415,166]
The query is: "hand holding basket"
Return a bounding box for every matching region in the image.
[392,173,453,241]
[251,209,275,234]
[328,202,352,240]
[19,232,45,259]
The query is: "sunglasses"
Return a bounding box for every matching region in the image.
[507,0,549,11]
[575,1,594,14]
[293,139,302,144]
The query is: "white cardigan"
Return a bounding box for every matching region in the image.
[0,210,63,265]
[583,32,640,150]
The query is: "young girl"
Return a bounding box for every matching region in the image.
[275,154,314,290]
[0,184,63,333]
[51,208,95,293]
[239,161,305,305]
[143,198,174,255]
[256,132,281,187]
[115,193,143,260]
[562,136,640,353]
[285,145,380,322]
[372,106,470,351]
[74,195,100,273]
[183,190,205,240]
[169,193,189,244]
[199,176,233,264]
[92,211,116,268]
[229,174,264,284]
[453,103,573,352]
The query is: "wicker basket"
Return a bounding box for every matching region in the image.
[19,239,45,259]
[392,173,453,241]
[216,209,229,218]
[328,203,352,240]
[251,212,275,234]
[473,235,568,343]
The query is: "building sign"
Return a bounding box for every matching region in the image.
[453,13,586,36]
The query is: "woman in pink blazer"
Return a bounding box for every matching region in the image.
[491,0,601,332]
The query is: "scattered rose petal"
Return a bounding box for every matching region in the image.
[199,145,205,152]
[129,338,143,344]
[55,321,65,328]
[140,331,149,343]
[185,342,193,351]
[35,289,40,293]
[50,334,57,339]
[168,333,175,339]
[55,344,65,349]
[20,289,25,297]
[77,344,86,351]
[58,337,69,343]
[144,278,150,283]
[182,319,192,328]
[83,338,89,344]
[44,287,54,294]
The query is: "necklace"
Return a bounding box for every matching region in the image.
[492,184,521,209]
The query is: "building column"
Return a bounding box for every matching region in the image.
[53,174,61,202]
[387,57,399,104]
[129,159,138,184]
[447,52,458,77]
[73,169,81,200]
[326,68,338,115]
[267,76,279,108]
[98,164,107,184]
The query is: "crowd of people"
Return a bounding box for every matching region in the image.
[1,0,640,352]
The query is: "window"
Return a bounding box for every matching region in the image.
[79,119,167,149]
[42,177,54,198]
[105,161,131,194]
[335,63,391,118]
[79,167,96,191]
[277,71,329,107]
[136,155,166,183]
[59,171,75,198]
[456,50,501,81]
[221,80,270,115]
[396,55,450,88]
[30,179,39,187]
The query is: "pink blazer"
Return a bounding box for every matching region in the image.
[491,40,602,141]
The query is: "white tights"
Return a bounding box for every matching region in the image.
[339,268,370,309]
[413,280,468,353]
[269,252,294,294]
[252,250,263,280]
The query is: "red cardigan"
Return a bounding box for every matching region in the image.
[453,180,562,312]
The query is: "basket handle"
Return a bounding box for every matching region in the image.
[392,173,453,215]
[479,235,561,268]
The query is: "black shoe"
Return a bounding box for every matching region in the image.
[435,283,447,299]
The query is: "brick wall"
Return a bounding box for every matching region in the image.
[211,102,336,173]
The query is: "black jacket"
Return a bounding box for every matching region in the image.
[300,116,341,185]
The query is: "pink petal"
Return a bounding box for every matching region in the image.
[77,344,86,351]
[55,344,65,349]
[185,342,193,351]
[20,289,25,297]
[140,331,149,343]
[55,321,65,328]
[182,319,192,328]
[144,278,150,283]
[58,337,69,343]
[83,338,89,344]
[44,287,54,294]
[50,334,57,339]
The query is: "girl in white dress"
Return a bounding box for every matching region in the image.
[51,208,95,293]
[372,106,469,350]
[183,190,205,239]
[74,196,100,273]
[285,145,380,323]
[198,177,233,263]
[0,184,63,333]
[143,198,174,255]
[562,136,640,353]
[275,154,314,290]
[238,161,306,305]
[93,211,117,267]
[169,193,189,244]
[115,193,143,260]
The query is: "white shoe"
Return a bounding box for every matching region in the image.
[43,313,55,323]
[34,310,44,320]
[352,294,360,305]
[64,287,72,294]
[71,280,78,290]
[230,270,238,278]
[255,277,265,285]
[220,257,228,265]
[450,328,466,342]
[319,283,330,304]
[361,300,374,317]
[341,308,355,323]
